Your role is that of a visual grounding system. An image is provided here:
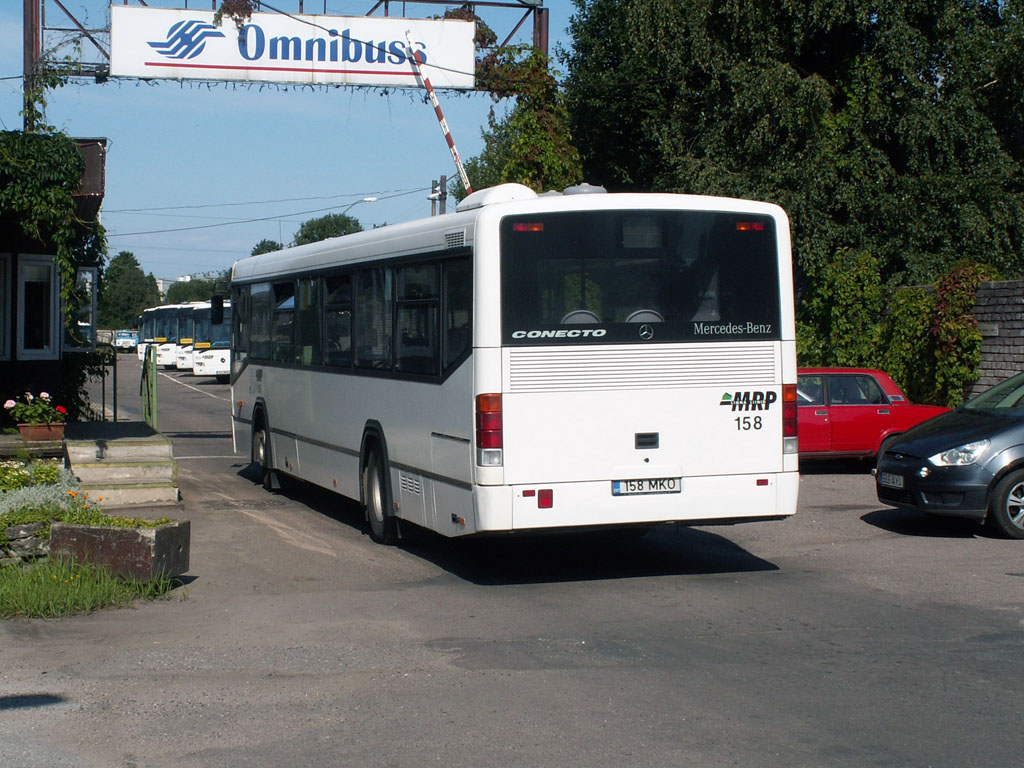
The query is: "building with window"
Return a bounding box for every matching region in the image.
[0,136,105,417]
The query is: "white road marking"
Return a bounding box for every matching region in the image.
[157,371,231,401]
[235,507,338,557]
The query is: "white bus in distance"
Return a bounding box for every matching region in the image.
[230,183,799,543]
[192,300,231,383]
[136,307,157,361]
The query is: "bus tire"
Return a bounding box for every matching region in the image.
[365,448,398,545]
[252,421,274,492]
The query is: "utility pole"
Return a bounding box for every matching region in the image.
[439,175,448,215]
[23,0,40,131]
[430,180,439,217]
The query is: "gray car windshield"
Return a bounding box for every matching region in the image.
[963,372,1024,413]
[500,210,782,345]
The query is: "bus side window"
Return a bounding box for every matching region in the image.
[442,257,472,371]
[396,264,439,376]
[231,285,249,375]
[354,267,392,370]
[249,283,273,361]
[271,282,295,364]
[323,274,353,368]
[295,277,322,366]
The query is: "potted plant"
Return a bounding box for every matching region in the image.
[4,392,69,441]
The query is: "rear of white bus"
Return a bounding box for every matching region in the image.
[472,196,798,533]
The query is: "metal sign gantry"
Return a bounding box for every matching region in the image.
[22,0,550,130]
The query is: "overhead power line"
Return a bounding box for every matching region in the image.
[107,188,427,238]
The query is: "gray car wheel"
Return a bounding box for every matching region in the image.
[987,470,1024,540]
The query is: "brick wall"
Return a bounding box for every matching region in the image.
[970,280,1024,397]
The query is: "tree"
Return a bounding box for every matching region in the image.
[165,273,228,305]
[97,251,160,328]
[293,213,362,246]
[563,0,1024,290]
[457,45,582,200]
[251,239,283,256]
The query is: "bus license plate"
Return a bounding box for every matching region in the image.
[878,472,904,489]
[612,478,681,496]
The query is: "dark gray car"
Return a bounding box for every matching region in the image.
[876,371,1024,539]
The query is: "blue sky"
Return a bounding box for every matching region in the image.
[1,1,573,280]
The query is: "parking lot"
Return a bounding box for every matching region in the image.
[2,355,1022,768]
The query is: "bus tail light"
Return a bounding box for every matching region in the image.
[782,384,798,454]
[476,393,503,467]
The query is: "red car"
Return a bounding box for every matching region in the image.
[797,368,949,461]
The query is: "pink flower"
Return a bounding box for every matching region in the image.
[3,400,14,410]
[39,392,50,400]
[24,392,33,402]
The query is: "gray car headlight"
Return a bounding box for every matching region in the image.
[928,439,990,467]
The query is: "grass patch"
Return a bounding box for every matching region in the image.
[0,556,179,618]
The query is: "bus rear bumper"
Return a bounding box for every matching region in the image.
[475,470,799,533]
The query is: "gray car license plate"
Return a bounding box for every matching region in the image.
[878,472,904,489]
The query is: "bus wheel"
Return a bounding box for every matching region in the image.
[252,423,274,491]
[365,448,397,545]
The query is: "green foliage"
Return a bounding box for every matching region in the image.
[0,459,61,493]
[0,461,170,550]
[165,273,228,304]
[927,262,1000,406]
[562,0,1024,288]
[797,249,884,368]
[251,238,283,256]
[0,557,176,618]
[457,41,582,199]
[876,287,937,404]
[98,251,160,328]
[293,213,363,246]
[0,131,106,324]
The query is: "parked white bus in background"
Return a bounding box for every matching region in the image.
[193,300,231,383]
[230,183,798,544]
[175,302,209,371]
[137,307,157,360]
[152,303,202,369]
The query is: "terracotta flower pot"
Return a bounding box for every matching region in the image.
[17,422,66,441]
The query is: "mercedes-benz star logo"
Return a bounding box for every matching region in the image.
[639,324,655,340]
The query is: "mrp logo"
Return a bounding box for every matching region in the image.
[148,19,225,60]
[720,391,778,411]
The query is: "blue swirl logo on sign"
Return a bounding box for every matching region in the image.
[147,19,225,60]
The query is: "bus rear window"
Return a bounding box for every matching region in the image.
[501,210,782,345]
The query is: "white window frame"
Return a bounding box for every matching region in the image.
[17,254,61,361]
[0,253,10,361]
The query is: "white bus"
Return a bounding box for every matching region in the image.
[192,300,232,383]
[136,307,157,360]
[230,183,799,543]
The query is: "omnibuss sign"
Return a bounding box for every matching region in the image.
[110,6,475,89]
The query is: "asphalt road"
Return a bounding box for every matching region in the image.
[2,354,1022,768]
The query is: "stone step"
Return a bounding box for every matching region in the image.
[63,421,174,464]
[72,461,177,486]
[64,439,174,464]
[77,485,181,507]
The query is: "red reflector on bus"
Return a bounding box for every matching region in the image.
[756,478,769,486]
[735,221,765,232]
[512,222,544,232]
[523,490,536,497]
[783,384,798,437]
[538,489,553,508]
[478,430,502,449]
[477,411,502,431]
